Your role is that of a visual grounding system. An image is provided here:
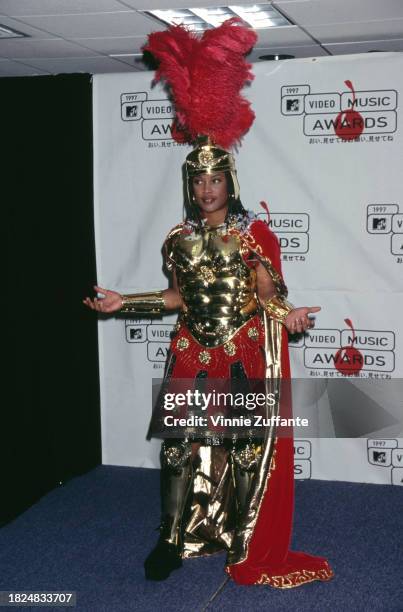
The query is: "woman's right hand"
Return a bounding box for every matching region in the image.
[82,285,123,313]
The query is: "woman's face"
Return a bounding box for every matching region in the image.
[192,171,228,216]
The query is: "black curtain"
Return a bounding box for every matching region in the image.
[3,74,101,526]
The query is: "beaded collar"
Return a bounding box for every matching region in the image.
[183,210,260,237]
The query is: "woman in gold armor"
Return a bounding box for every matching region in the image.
[83,19,333,588]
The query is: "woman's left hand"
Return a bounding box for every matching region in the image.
[284,306,321,334]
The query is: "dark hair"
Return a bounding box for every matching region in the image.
[184,170,248,225]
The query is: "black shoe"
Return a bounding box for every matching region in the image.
[144,541,182,581]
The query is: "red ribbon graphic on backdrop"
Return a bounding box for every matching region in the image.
[335,80,364,141]
[334,318,364,375]
[259,200,271,224]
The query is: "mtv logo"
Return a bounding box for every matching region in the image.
[367,214,392,234]
[287,98,300,112]
[281,95,304,115]
[368,447,392,466]
[121,101,142,121]
[126,324,147,343]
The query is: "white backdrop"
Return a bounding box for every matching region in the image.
[93,52,403,485]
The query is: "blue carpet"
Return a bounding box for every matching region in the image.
[0,466,401,611]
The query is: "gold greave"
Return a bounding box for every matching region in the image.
[233,464,255,514]
[160,442,193,548]
[120,290,165,314]
[182,445,235,558]
[231,442,262,515]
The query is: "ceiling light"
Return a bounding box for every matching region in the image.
[143,4,293,31]
[259,53,295,61]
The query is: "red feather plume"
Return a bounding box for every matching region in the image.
[144,18,257,149]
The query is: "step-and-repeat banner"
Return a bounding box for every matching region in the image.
[93,52,403,485]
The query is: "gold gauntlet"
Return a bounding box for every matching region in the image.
[120,290,165,314]
[264,294,294,323]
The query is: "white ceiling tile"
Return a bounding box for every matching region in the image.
[0,58,50,76]
[250,44,328,61]
[255,25,314,47]
[1,1,127,16]
[307,20,403,43]
[275,0,403,24]
[1,0,402,76]
[71,35,145,55]
[13,10,158,38]
[325,40,403,54]
[121,0,259,8]
[0,14,57,38]
[0,38,98,59]
[22,55,140,74]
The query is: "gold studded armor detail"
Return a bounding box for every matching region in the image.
[224,341,237,356]
[247,326,259,341]
[166,224,258,347]
[176,337,190,351]
[199,350,212,364]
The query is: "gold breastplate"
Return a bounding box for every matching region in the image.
[170,224,258,347]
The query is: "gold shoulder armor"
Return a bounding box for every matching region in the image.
[164,223,185,271]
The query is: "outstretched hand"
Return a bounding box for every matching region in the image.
[82,285,123,313]
[284,306,321,334]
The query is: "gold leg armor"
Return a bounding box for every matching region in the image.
[231,441,263,516]
[160,440,193,548]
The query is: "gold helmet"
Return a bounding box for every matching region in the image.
[185,136,240,206]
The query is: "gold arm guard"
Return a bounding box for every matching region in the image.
[264,294,294,323]
[120,291,165,314]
